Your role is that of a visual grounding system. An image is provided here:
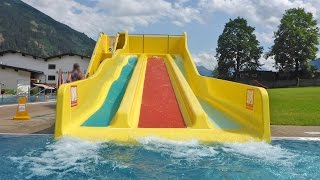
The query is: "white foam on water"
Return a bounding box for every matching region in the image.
[138,136,218,161]
[138,137,296,166]
[9,136,106,179]
[222,141,297,165]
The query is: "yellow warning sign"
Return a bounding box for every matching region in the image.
[13,96,31,120]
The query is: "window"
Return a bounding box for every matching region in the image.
[251,74,257,78]
[48,75,56,81]
[48,64,56,70]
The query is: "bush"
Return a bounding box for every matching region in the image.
[1,89,16,95]
[30,88,40,95]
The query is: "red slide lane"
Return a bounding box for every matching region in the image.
[138,57,186,128]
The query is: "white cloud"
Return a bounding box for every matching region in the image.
[198,0,320,45]
[21,0,320,65]
[22,0,203,39]
[193,50,277,72]
[22,0,107,38]
[199,0,318,28]
[255,32,274,44]
[259,56,276,71]
[192,49,217,71]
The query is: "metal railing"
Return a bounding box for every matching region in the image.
[129,33,183,36]
[0,83,56,105]
[128,34,183,54]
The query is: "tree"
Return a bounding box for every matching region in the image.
[212,66,219,77]
[216,17,263,80]
[269,8,319,79]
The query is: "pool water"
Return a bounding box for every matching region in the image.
[0,95,56,105]
[1,135,319,179]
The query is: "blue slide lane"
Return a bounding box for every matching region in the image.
[82,57,138,127]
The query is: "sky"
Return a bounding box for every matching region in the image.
[21,0,320,72]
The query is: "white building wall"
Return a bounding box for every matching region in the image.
[0,53,46,72]
[0,68,30,90]
[0,53,90,86]
[45,56,89,84]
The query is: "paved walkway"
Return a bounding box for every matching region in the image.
[271,125,320,137]
[0,102,55,134]
[0,102,319,138]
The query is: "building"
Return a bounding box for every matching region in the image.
[0,64,43,93]
[239,70,276,81]
[0,50,90,90]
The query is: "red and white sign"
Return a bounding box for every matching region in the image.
[18,104,26,112]
[246,89,254,110]
[70,86,78,107]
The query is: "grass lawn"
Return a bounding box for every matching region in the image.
[268,87,320,125]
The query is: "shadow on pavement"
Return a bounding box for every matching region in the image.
[32,123,55,134]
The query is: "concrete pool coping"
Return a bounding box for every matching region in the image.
[0,102,319,138]
[272,137,320,141]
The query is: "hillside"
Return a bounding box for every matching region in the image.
[0,0,95,57]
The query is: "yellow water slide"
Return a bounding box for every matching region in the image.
[55,32,270,143]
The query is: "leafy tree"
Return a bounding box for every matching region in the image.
[216,17,263,80]
[269,8,319,78]
[212,66,219,77]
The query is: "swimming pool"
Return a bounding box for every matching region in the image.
[0,95,56,105]
[0,135,319,179]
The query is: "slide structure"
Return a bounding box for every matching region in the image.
[55,32,270,143]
